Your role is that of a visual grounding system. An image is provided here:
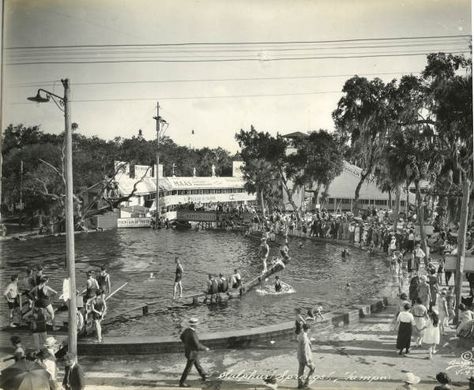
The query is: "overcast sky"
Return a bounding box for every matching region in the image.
[2,0,471,153]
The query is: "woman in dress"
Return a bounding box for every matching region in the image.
[411,297,428,347]
[437,289,449,335]
[396,303,415,356]
[422,310,440,359]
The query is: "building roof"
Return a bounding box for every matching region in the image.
[282,131,308,139]
[324,161,412,201]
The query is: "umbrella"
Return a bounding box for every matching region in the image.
[0,360,51,390]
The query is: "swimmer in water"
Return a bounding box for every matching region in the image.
[280,242,290,263]
[274,276,282,293]
[345,283,351,290]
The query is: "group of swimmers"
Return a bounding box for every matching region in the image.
[204,270,242,303]
[4,265,59,330]
[3,264,111,343]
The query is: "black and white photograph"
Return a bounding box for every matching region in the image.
[0,1,472,389]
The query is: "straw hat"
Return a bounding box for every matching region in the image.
[404,372,420,384]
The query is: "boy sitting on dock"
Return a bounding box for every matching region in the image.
[306,306,324,321]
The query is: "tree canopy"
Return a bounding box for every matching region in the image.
[1,125,236,229]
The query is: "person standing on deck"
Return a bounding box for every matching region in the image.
[90,289,107,343]
[4,274,20,328]
[173,257,184,300]
[231,269,242,289]
[97,266,111,296]
[296,323,315,389]
[29,276,59,330]
[84,271,99,305]
[179,317,209,387]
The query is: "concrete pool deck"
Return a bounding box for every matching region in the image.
[57,296,474,389]
[2,282,473,389]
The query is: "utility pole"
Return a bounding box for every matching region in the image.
[153,102,161,227]
[63,79,78,355]
[454,179,471,324]
[0,0,5,236]
[19,161,23,227]
[26,80,77,354]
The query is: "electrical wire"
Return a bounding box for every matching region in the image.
[7,39,469,57]
[6,50,470,65]
[5,34,471,50]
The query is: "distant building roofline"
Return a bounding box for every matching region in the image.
[282,131,308,139]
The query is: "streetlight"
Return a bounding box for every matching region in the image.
[27,79,78,355]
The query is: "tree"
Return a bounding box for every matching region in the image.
[422,53,473,226]
[333,76,397,215]
[285,130,343,209]
[241,159,282,217]
[235,126,288,214]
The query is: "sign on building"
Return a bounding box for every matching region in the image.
[117,217,151,228]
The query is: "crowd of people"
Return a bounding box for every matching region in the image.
[1,335,84,390]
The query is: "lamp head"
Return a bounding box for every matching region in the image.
[27,91,50,103]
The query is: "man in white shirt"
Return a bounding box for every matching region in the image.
[296,323,315,389]
[414,244,426,269]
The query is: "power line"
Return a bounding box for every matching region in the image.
[8,39,468,56]
[7,70,423,88]
[5,34,471,50]
[6,50,471,66]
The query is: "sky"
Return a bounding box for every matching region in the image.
[1,0,471,153]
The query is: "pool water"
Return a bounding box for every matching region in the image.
[0,228,390,336]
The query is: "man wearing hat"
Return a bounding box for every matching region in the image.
[62,352,85,390]
[179,317,209,387]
